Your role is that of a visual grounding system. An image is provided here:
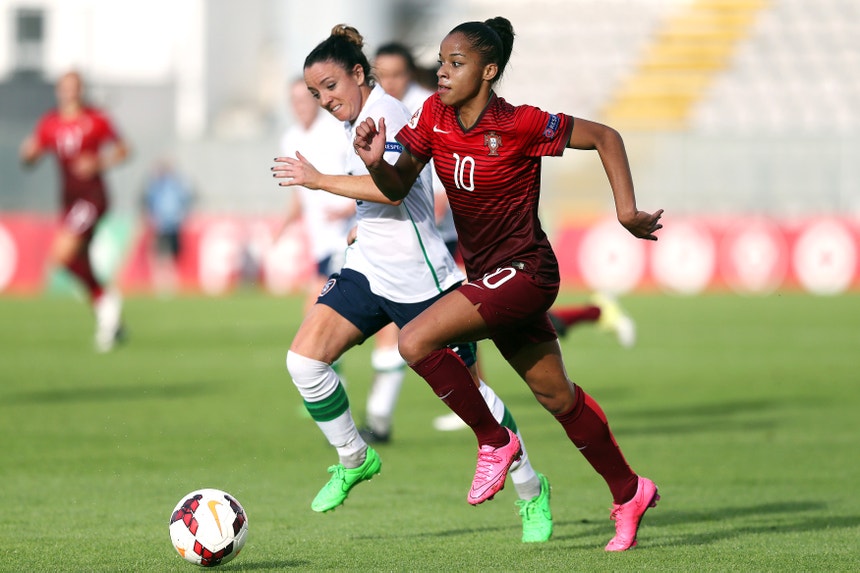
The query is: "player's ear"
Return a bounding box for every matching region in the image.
[482,63,498,83]
[352,63,366,86]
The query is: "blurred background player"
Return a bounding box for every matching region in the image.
[363,42,637,438]
[141,157,195,297]
[278,77,355,311]
[19,70,130,352]
[357,42,455,444]
[278,77,355,394]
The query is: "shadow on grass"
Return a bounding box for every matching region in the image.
[350,500,860,551]
[1,380,224,405]
[564,500,860,549]
[625,398,778,418]
[609,398,802,437]
[218,559,313,570]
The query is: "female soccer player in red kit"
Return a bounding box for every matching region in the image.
[20,70,130,352]
[278,17,663,550]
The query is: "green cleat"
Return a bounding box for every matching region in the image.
[516,472,553,543]
[311,447,382,512]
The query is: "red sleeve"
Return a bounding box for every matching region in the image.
[92,109,120,143]
[34,114,54,148]
[395,94,436,164]
[517,106,573,158]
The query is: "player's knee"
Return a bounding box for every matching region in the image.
[396,324,427,364]
[51,233,82,266]
[286,350,325,387]
[532,380,578,415]
[286,350,344,403]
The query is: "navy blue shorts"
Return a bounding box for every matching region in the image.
[317,267,476,367]
[315,254,341,278]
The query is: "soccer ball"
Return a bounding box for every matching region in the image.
[169,488,248,567]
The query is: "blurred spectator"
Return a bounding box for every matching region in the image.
[141,158,195,296]
[19,70,130,352]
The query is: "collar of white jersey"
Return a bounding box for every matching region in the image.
[343,84,386,136]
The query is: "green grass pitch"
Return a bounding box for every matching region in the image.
[1,291,858,571]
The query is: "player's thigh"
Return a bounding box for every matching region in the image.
[290,303,364,364]
[507,339,577,415]
[50,228,86,265]
[53,199,100,265]
[374,322,400,348]
[398,289,490,362]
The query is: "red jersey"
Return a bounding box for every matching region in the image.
[34,106,120,208]
[396,92,574,284]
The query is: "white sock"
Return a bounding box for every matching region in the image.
[286,351,366,467]
[318,412,368,467]
[365,347,406,435]
[478,380,540,500]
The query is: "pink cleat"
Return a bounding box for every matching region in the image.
[605,476,659,551]
[467,428,522,505]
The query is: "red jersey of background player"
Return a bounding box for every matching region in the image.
[34,106,120,210]
[396,92,574,285]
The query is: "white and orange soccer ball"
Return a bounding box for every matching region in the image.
[169,488,248,567]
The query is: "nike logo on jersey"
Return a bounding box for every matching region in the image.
[433,125,450,134]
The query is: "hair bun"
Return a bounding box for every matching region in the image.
[331,24,364,48]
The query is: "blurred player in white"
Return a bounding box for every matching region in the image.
[19,70,130,352]
[279,77,355,309]
[357,43,455,444]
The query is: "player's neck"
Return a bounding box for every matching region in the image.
[457,91,493,131]
[58,101,84,118]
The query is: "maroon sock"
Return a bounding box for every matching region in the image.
[552,305,601,327]
[67,252,104,302]
[410,348,509,448]
[555,385,638,504]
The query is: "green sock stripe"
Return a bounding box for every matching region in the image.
[304,383,349,422]
[501,406,519,435]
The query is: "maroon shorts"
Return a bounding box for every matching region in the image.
[459,264,559,360]
[60,198,105,240]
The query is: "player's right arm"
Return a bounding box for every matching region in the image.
[19,133,44,167]
[353,117,424,202]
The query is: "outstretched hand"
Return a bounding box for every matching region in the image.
[271,151,321,189]
[353,117,387,169]
[620,209,664,241]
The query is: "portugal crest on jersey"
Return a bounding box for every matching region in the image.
[484,131,502,156]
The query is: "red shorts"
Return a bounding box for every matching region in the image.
[459,264,559,360]
[61,198,105,240]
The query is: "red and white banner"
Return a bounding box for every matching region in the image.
[1,213,858,296]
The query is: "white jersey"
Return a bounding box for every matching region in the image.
[340,85,463,303]
[280,111,355,263]
[401,83,433,117]
[400,83,458,245]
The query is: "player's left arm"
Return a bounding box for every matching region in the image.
[568,117,663,241]
[101,136,130,172]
